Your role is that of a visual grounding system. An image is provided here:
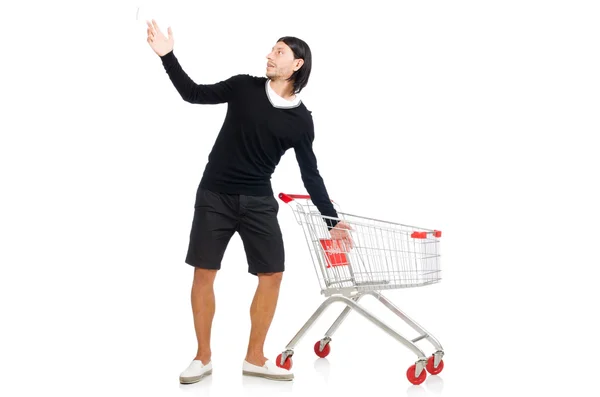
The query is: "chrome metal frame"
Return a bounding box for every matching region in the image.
[278,291,444,378]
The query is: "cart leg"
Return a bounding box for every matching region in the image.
[286,298,335,348]
[323,293,364,339]
[279,295,338,364]
[366,291,444,367]
[279,295,428,367]
[314,294,364,355]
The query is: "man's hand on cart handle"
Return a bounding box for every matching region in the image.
[330,221,354,250]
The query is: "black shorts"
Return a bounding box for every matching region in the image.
[185,187,284,275]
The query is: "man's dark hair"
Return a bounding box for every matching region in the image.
[278,36,312,94]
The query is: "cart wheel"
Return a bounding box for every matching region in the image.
[426,355,444,375]
[406,364,427,385]
[314,340,331,358]
[276,353,293,370]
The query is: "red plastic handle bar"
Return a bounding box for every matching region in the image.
[279,193,334,203]
[411,230,442,239]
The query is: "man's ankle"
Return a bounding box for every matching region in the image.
[245,353,267,366]
[194,353,211,365]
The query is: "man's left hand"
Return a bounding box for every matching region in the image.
[330,221,354,250]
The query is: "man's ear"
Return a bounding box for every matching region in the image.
[293,58,304,71]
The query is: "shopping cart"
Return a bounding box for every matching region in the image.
[274,193,445,385]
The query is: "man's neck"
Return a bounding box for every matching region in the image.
[269,79,296,101]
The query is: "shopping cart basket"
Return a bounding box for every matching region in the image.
[274,193,445,385]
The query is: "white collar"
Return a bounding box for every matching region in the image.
[265,79,301,109]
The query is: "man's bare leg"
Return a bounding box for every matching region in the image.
[192,268,217,365]
[245,272,283,366]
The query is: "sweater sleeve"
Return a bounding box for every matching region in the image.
[159,50,244,104]
[293,119,340,229]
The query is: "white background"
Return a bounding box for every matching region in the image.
[1,0,599,396]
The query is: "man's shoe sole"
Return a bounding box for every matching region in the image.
[179,369,212,384]
[242,370,293,381]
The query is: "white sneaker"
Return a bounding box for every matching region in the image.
[179,360,213,384]
[242,359,294,381]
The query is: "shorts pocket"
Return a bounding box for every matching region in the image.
[194,188,218,208]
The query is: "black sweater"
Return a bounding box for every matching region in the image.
[159,50,339,227]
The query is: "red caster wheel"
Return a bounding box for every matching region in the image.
[426,355,444,375]
[276,353,293,370]
[314,340,331,358]
[406,364,427,385]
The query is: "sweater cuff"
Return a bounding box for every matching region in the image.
[326,218,340,229]
[160,50,176,65]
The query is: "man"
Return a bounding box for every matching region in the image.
[146,20,353,383]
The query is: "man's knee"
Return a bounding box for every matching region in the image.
[193,267,218,286]
[257,271,283,285]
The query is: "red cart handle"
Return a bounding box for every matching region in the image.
[411,230,442,238]
[278,193,334,203]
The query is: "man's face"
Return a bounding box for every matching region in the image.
[266,41,303,80]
